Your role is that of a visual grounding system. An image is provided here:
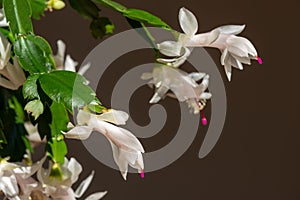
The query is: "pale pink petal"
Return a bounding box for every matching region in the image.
[213,24,246,35]
[179,7,198,35]
[98,109,129,125]
[157,41,182,57]
[85,191,108,200]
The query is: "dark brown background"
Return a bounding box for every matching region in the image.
[33,0,300,199]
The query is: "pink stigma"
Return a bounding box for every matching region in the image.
[140,171,145,179]
[201,112,207,126]
[257,56,263,65]
[201,117,207,125]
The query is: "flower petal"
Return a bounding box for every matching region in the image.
[149,85,169,103]
[109,141,129,180]
[199,92,212,99]
[89,119,145,153]
[98,109,129,125]
[78,62,91,76]
[74,171,94,198]
[157,41,182,57]
[64,55,78,72]
[188,72,206,81]
[63,126,93,140]
[220,48,228,66]
[54,40,66,68]
[224,62,232,81]
[141,72,153,80]
[77,110,92,125]
[67,158,83,184]
[157,47,191,68]
[85,191,108,200]
[227,36,257,57]
[0,173,19,199]
[179,7,198,35]
[213,24,246,35]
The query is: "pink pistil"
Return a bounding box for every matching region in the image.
[201,112,207,126]
[140,171,145,178]
[257,56,263,65]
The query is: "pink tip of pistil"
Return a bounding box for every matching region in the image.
[257,56,263,65]
[201,117,207,125]
[140,171,145,179]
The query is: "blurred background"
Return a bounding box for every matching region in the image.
[33,0,300,199]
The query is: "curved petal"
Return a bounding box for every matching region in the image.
[149,85,169,103]
[64,55,78,72]
[157,47,191,68]
[85,191,108,200]
[74,171,94,198]
[63,126,93,140]
[98,109,129,125]
[54,40,66,68]
[157,41,182,57]
[78,62,91,76]
[67,158,82,184]
[179,7,198,35]
[188,72,206,81]
[109,141,129,180]
[213,24,246,35]
[141,72,153,80]
[227,36,257,57]
[224,62,232,81]
[199,92,212,99]
[221,48,228,66]
[89,119,144,153]
[0,173,20,199]
[77,110,92,125]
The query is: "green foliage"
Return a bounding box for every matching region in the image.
[23,74,40,100]
[39,71,96,112]
[28,0,48,19]
[14,35,55,73]
[94,0,126,12]
[8,96,25,124]
[0,89,28,161]
[93,0,171,29]
[46,102,68,164]
[123,9,170,29]
[69,0,115,39]
[3,0,33,36]
[90,17,114,39]
[69,0,100,20]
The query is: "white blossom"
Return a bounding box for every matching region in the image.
[157,7,262,81]
[63,109,145,180]
[142,64,211,114]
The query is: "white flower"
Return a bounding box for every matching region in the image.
[0,171,20,200]
[37,157,107,200]
[0,33,26,90]
[0,9,9,27]
[157,7,262,81]
[0,156,45,200]
[24,122,46,147]
[187,25,262,81]
[142,64,212,115]
[54,40,90,75]
[0,32,10,68]
[63,109,145,180]
[157,7,219,67]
